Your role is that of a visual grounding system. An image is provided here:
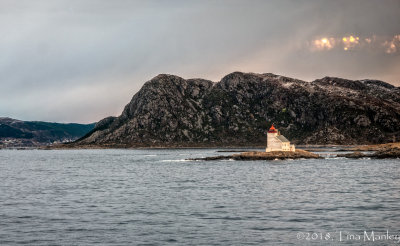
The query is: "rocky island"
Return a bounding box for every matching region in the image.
[189,149,322,161]
[337,142,400,159]
[64,72,399,148]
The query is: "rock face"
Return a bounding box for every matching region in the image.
[75,72,400,147]
[0,117,95,147]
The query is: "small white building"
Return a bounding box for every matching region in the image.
[265,125,295,152]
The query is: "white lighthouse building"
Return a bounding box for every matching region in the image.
[265,124,295,152]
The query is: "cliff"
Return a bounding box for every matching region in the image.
[73,72,400,147]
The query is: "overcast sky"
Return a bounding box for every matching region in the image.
[1,0,399,123]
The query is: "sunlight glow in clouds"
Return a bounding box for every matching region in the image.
[312,38,335,50]
[311,34,400,53]
[342,35,359,50]
[383,35,400,54]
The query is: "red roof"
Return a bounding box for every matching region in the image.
[268,124,277,133]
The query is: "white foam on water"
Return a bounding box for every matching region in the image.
[160,159,191,162]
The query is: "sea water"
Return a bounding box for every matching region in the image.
[0,149,399,245]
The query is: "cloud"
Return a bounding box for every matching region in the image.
[383,35,400,54]
[311,38,336,51]
[0,0,399,123]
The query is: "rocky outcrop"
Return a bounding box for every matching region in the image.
[337,148,400,159]
[189,150,322,161]
[73,72,400,148]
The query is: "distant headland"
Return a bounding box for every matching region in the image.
[0,117,94,148]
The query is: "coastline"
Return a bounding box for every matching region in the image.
[41,142,361,150]
[3,143,399,159]
[0,143,384,150]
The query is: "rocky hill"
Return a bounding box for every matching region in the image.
[0,118,95,148]
[73,72,400,147]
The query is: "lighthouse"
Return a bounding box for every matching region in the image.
[265,124,295,152]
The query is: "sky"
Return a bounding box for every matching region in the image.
[0,0,399,123]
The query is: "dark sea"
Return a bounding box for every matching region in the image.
[0,149,399,245]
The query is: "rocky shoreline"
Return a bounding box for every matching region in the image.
[336,142,400,159]
[337,148,400,159]
[189,150,322,161]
